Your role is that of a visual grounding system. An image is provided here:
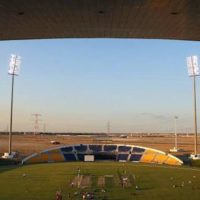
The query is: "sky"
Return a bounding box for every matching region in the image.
[0,38,200,133]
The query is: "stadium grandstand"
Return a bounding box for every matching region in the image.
[22,144,183,166]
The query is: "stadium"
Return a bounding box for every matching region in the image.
[1,139,199,200]
[22,144,183,166]
[1,1,200,200]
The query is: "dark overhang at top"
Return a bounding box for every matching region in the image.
[0,0,200,41]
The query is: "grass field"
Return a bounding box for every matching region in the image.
[0,162,200,200]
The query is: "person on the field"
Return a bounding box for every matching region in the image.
[71,181,74,188]
[77,167,81,175]
[82,192,86,200]
[56,190,62,200]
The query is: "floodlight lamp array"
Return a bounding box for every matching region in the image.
[8,54,21,75]
[186,56,199,77]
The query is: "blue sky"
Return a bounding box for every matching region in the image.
[0,39,200,133]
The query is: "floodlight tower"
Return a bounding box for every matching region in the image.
[186,56,199,157]
[8,54,21,156]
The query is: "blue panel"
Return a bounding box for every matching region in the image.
[74,145,87,152]
[63,153,76,161]
[176,155,190,163]
[61,146,73,153]
[132,147,145,153]
[104,145,117,152]
[118,146,131,152]
[117,154,129,161]
[77,154,85,161]
[89,145,102,152]
[130,154,142,162]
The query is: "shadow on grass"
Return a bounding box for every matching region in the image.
[136,186,154,190]
[0,158,21,174]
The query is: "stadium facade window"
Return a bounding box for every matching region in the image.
[89,145,102,152]
[130,154,143,162]
[118,146,131,152]
[132,147,145,153]
[117,154,129,161]
[61,146,73,153]
[104,145,117,152]
[63,153,77,161]
[74,145,87,152]
[77,154,85,161]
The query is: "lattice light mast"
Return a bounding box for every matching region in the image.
[186,56,199,155]
[8,54,21,155]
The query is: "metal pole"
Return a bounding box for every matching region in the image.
[193,75,198,155]
[9,72,15,155]
[8,56,17,155]
[174,116,177,149]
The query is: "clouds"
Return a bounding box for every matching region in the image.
[140,112,171,121]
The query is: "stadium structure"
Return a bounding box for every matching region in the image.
[1,1,200,199]
[22,144,183,166]
[1,0,199,163]
[0,1,200,41]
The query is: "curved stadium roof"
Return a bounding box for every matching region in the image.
[0,0,200,41]
[22,144,183,166]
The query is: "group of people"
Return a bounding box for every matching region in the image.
[82,192,94,200]
[56,190,62,200]
[56,190,73,200]
[56,190,94,200]
[55,167,97,200]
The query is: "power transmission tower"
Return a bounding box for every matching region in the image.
[107,121,110,134]
[43,123,46,134]
[32,113,42,135]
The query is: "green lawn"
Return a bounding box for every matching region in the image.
[0,162,200,200]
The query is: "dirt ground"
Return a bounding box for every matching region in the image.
[0,134,199,156]
[71,175,82,188]
[98,176,105,187]
[81,176,91,188]
[70,175,90,188]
